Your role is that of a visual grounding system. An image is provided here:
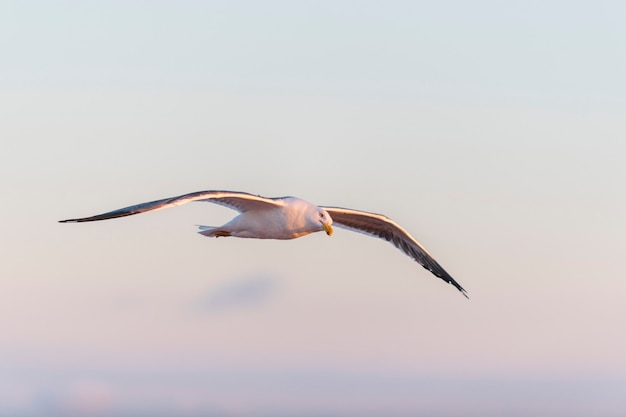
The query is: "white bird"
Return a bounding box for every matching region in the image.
[60,190,467,297]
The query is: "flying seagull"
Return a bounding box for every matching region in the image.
[60,190,467,298]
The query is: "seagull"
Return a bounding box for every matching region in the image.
[60,190,467,297]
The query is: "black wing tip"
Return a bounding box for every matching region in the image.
[427,265,469,299]
[59,217,98,223]
[58,211,138,223]
[58,216,109,223]
[448,278,469,299]
[458,287,470,299]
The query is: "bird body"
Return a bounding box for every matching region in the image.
[198,197,331,239]
[60,190,467,297]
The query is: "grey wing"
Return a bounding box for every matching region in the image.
[59,190,284,223]
[322,206,468,298]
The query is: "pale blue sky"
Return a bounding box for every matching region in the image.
[1,1,625,416]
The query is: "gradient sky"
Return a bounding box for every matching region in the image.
[2,1,626,416]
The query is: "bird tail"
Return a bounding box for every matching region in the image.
[197,225,231,238]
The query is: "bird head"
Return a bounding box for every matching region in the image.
[318,208,333,236]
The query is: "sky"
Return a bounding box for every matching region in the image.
[1,1,626,416]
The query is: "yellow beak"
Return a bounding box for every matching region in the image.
[323,223,333,236]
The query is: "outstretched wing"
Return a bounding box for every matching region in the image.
[59,190,284,223]
[322,206,467,298]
